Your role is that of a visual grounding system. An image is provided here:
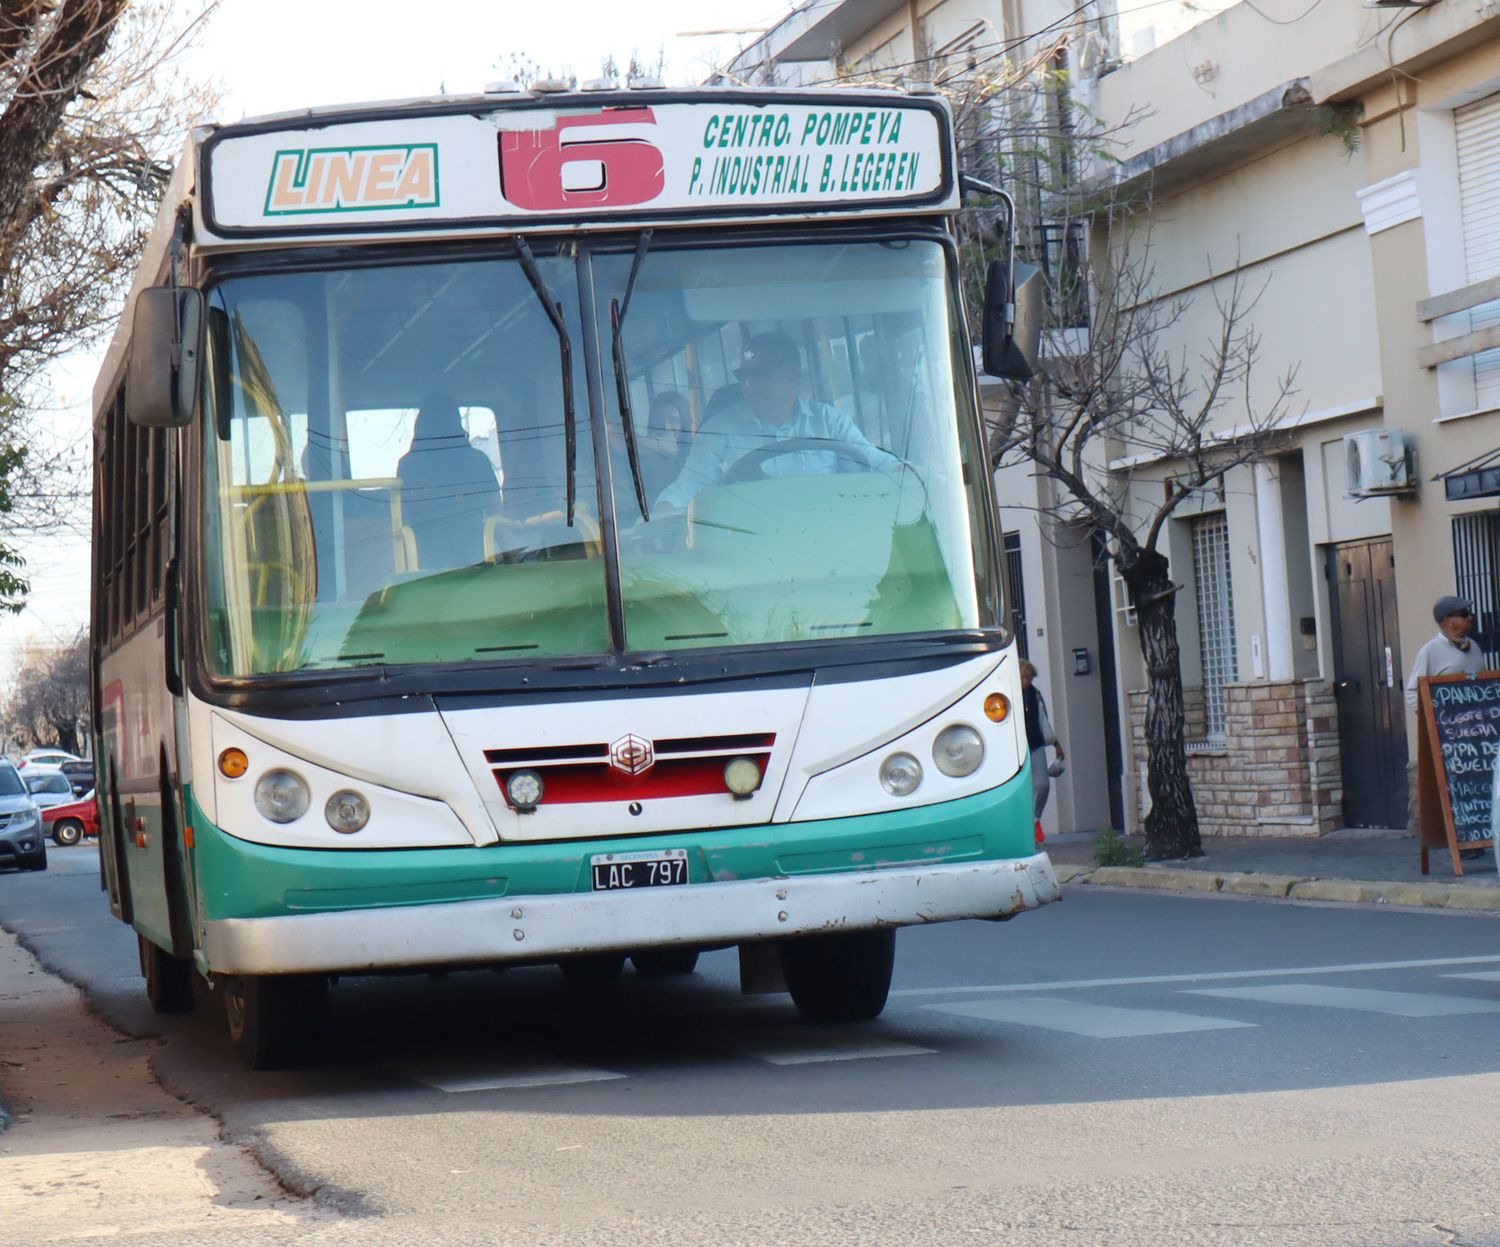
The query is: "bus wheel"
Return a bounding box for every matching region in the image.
[631,948,700,977]
[139,935,194,1014]
[779,928,896,1023]
[221,973,328,1070]
[52,819,84,847]
[559,953,626,983]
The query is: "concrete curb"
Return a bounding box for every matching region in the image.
[1058,862,1500,911]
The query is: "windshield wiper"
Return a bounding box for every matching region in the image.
[609,228,653,520]
[515,238,578,527]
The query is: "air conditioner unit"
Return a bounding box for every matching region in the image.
[1344,429,1417,497]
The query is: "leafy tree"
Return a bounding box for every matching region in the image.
[0,0,218,612]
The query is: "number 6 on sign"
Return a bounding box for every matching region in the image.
[499,108,665,210]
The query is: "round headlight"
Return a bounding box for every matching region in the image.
[506,769,544,811]
[253,769,310,824]
[879,752,923,797]
[724,757,762,796]
[325,789,370,834]
[933,724,985,777]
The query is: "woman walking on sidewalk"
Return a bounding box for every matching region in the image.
[1020,659,1065,820]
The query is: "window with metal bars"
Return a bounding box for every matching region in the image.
[1191,512,1238,738]
[1003,531,1028,660]
[1453,511,1500,667]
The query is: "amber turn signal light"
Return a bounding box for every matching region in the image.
[984,693,1010,723]
[218,747,249,779]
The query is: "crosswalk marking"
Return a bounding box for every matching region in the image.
[1185,984,1500,1017]
[395,1054,626,1093]
[887,954,1500,999]
[723,1026,936,1066]
[922,996,1255,1038]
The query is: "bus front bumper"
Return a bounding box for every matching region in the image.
[200,854,1061,976]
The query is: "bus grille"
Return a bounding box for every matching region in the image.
[485,733,775,806]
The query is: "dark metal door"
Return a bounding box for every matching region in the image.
[1326,539,1407,828]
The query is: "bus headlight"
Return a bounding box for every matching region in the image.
[724,757,761,797]
[325,789,370,834]
[254,769,311,824]
[879,752,923,797]
[933,724,985,777]
[505,769,544,812]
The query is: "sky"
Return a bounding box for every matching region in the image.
[0,0,790,675]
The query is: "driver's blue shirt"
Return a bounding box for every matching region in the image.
[655,397,902,512]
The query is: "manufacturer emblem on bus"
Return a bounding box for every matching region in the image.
[609,734,654,776]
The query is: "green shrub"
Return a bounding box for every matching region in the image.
[1094,831,1143,868]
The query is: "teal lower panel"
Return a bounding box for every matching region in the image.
[189,771,1035,921]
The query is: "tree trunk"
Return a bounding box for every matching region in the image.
[1123,549,1202,861]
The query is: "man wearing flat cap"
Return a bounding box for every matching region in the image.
[1404,594,1484,712]
[655,331,902,513]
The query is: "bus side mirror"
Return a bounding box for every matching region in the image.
[982,260,1043,382]
[127,287,205,428]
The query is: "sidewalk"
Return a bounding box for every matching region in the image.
[1042,828,1500,910]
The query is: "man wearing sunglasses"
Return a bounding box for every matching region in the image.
[1405,595,1484,712]
[655,331,902,513]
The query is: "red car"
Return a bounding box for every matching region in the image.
[42,792,98,846]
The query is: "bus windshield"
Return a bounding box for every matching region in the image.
[200,238,999,677]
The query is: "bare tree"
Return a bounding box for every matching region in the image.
[4,627,89,751]
[994,218,1297,859]
[0,0,219,612]
[830,19,1298,859]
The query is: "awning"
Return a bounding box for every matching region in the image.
[1437,447,1500,501]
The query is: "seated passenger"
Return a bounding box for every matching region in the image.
[656,333,901,512]
[397,393,501,570]
[639,390,689,504]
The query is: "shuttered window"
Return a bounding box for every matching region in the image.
[1455,92,1500,409]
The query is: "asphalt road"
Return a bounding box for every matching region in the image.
[7,846,1500,1245]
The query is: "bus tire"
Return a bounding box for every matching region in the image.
[221,973,328,1070]
[779,927,896,1023]
[559,953,626,982]
[139,934,194,1014]
[52,819,85,847]
[631,948,700,977]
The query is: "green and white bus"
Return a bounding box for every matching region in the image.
[91,83,1055,1068]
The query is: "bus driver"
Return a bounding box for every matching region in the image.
[655,332,903,513]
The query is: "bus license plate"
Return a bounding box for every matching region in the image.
[591,849,689,891]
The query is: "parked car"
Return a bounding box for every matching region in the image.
[19,749,80,771]
[58,759,95,797]
[0,762,45,871]
[42,791,97,846]
[25,770,77,810]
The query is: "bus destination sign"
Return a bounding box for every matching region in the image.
[204,97,952,233]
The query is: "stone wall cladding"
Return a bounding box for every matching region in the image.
[1128,679,1344,837]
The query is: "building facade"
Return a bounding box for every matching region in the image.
[719,0,1500,839]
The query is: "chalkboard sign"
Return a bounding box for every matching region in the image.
[1417,671,1500,877]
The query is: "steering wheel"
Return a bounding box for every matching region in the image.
[720,437,871,485]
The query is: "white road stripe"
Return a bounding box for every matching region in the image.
[725,1026,936,1066]
[1443,971,1500,982]
[889,954,1500,999]
[923,997,1255,1038]
[395,1055,627,1092]
[1185,984,1500,1017]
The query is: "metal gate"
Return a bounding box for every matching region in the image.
[1326,539,1407,828]
[1453,510,1500,667]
